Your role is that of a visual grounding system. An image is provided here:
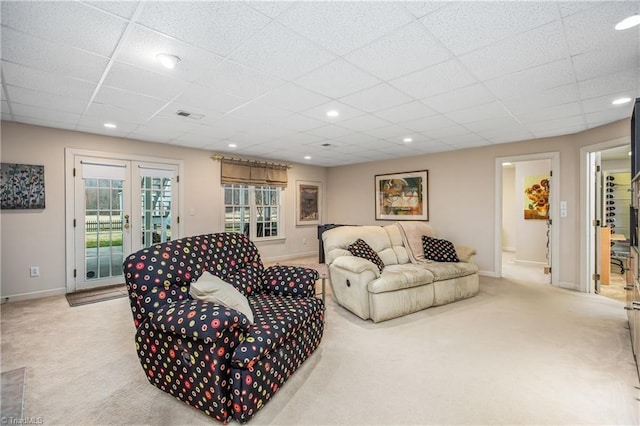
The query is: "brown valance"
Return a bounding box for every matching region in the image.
[216,156,289,187]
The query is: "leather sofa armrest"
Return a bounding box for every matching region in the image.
[150,298,250,344]
[263,265,319,297]
[333,256,382,277]
[455,245,477,263]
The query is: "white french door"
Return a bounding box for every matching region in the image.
[68,152,180,292]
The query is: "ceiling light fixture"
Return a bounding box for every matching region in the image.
[104,123,117,129]
[228,143,237,148]
[503,162,513,166]
[156,53,181,69]
[304,155,312,160]
[326,110,339,118]
[612,97,632,105]
[403,137,413,143]
[615,14,640,30]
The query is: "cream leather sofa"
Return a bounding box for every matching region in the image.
[322,223,479,322]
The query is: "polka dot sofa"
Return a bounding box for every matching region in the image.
[123,232,324,424]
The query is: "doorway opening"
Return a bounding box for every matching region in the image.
[494,152,560,285]
[581,140,631,301]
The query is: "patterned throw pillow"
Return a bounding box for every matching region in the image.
[347,238,385,272]
[422,235,460,263]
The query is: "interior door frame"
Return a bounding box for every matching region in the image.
[64,148,184,293]
[579,136,630,293]
[494,152,560,285]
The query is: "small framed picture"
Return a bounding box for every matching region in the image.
[296,180,322,226]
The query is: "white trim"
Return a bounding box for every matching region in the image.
[579,136,630,293]
[494,152,560,286]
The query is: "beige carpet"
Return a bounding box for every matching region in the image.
[1,275,638,425]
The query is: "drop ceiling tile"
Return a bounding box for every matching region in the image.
[259,84,331,113]
[227,101,292,124]
[115,25,224,83]
[272,114,326,132]
[11,103,81,125]
[130,124,188,141]
[1,27,110,83]
[402,1,448,19]
[422,125,473,140]
[390,59,477,99]
[170,133,215,149]
[1,1,127,57]
[337,114,391,132]
[84,102,156,123]
[581,94,636,114]
[422,2,560,55]
[295,59,380,99]
[136,1,270,57]
[578,67,640,99]
[278,2,412,55]
[6,86,88,114]
[345,22,452,81]
[230,22,336,81]
[271,133,327,145]
[340,83,413,113]
[464,116,524,132]
[439,133,489,148]
[363,124,413,140]
[301,101,366,123]
[501,83,581,114]
[563,2,640,54]
[572,46,640,82]
[246,1,293,18]
[332,132,384,145]
[304,124,352,139]
[94,86,168,112]
[402,114,458,133]
[102,62,188,100]
[531,125,587,139]
[85,1,141,19]
[525,115,586,134]
[484,59,576,99]
[75,116,139,133]
[444,101,512,124]
[1,62,97,100]
[514,101,583,124]
[459,21,569,81]
[420,83,496,114]
[410,140,455,154]
[196,60,284,100]
[585,108,636,126]
[557,2,599,18]
[374,101,438,124]
[173,83,246,115]
[76,125,132,139]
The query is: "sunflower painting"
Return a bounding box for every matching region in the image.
[523,175,549,220]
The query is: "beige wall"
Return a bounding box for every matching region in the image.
[326,119,630,287]
[0,122,327,301]
[502,166,516,251]
[1,119,631,300]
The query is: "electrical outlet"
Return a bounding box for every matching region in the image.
[29,266,40,277]
[303,237,308,245]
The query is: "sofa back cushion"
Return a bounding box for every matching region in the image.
[322,226,398,267]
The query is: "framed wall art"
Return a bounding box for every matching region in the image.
[296,180,322,226]
[375,170,428,221]
[0,163,46,209]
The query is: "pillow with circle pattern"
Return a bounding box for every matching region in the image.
[347,238,385,272]
[422,235,460,263]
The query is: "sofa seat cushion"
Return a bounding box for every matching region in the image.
[368,264,434,294]
[232,294,324,368]
[420,261,478,281]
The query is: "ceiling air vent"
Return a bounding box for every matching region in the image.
[176,110,204,120]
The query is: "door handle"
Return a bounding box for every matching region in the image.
[124,214,130,229]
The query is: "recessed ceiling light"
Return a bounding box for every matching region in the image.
[629,151,633,157]
[104,123,117,128]
[403,137,413,143]
[156,53,181,69]
[615,14,640,30]
[502,162,513,166]
[326,110,339,118]
[304,155,312,160]
[612,97,632,105]
[228,143,237,148]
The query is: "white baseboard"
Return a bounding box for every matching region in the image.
[479,270,499,277]
[0,287,66,304]
[514,259,547,266]
[503,247,515,253]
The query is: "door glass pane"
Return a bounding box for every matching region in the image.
[84,178,124,280]
[141,175,172,247]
